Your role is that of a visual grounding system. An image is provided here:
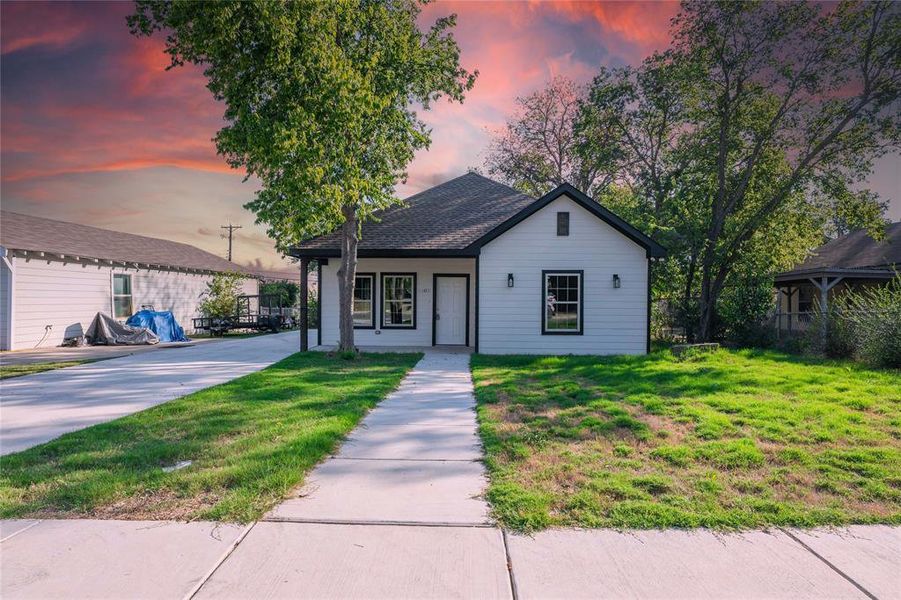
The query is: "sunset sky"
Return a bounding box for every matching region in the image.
[2,1,898,271]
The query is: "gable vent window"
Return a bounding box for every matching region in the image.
[557,212,570,236]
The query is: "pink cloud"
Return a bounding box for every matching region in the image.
[3,0,896,266]
[0,2,90,54]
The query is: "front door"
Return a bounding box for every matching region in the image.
[435,276,467,345]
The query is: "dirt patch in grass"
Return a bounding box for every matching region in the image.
[33,489,225,522]
[473,350,901,531]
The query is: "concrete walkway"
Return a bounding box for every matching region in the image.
[269,350,489,525]
[192,351,510,599]
[2,351,899,598]
[0,331,301,454]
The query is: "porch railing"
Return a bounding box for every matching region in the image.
[772,311,813,335]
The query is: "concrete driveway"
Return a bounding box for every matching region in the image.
[0,331,301,455]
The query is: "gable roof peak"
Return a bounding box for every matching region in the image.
[291,174,666,258]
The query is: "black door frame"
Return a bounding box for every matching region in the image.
[432,273,471,347]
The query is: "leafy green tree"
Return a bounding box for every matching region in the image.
[128,0,476,351]
[198,272,245,319]
[668,0,899,340]
[260,281,298,307]
[577,0,898,341]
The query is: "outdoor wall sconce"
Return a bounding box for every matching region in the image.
[613,274,621,288]
[507,273,515,288]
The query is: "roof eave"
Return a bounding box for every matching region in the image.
[775,266,898,283]
[5,247,252,277]
[288,247,479,259]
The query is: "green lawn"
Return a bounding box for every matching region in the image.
[472,349,901,531]
[0,352,420,522]
[0,361,92,379]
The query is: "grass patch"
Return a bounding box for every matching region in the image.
[0,352,420,522]
[472,349,901,531]
[0,361,92,379]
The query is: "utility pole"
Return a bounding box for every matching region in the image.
[220,223,242,262]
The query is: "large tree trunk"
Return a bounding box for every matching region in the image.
[697,261,729,342]
[681,254,697,342]
[336,203,359,352]
[697,278,716,342]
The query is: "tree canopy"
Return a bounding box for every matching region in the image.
[486,0,899,342]
[129,0,476,350]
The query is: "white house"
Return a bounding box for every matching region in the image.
[292,173,666,355]
[0,211,258,351]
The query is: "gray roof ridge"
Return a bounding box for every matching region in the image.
[0,209,214,255]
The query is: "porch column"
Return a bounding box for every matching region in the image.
[779,286,796,335]
[809,275,843,341]
[299,257,310,351]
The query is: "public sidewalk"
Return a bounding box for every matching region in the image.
[1,351,898,598]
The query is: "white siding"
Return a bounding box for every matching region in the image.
[132,270,257,324]
[319,258,475,347]
[0,250,12,350]
[478,194,648,355]
[9,257,257,350]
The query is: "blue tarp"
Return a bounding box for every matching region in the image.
[125,310,189,343]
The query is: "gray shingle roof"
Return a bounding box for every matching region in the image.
[779,221,900,278]
[295,172,536,254]
[0,210,252,275]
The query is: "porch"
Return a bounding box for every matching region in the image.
[297,257,477,351]
[773,268,895,336]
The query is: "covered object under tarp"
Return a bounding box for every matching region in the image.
[86,313,159,345]
[126,310,189,343]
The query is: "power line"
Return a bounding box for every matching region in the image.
[220,223,243,262]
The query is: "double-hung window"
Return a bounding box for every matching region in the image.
[113,273,133,319]
[353,273,375,328]
[542,270,583,334]
[381,273,416,328]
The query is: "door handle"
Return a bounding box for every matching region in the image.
[436,314,440,320]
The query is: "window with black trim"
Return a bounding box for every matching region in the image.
[557,212,570,236]
[113,273,133,319]
[382,273,416,328]
[353,273,375,328]
[543,271,582,334]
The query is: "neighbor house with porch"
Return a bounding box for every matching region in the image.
[291,173,666,355]
[774,221,899,334]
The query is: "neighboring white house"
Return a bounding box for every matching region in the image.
[292,173,666,355]
[0,211,258,351]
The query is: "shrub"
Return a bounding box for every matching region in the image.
[259,281,298,306]
[805,304,856,359]
[719,276,777,348]
[840,275,901,368]
[198,272,245,318]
